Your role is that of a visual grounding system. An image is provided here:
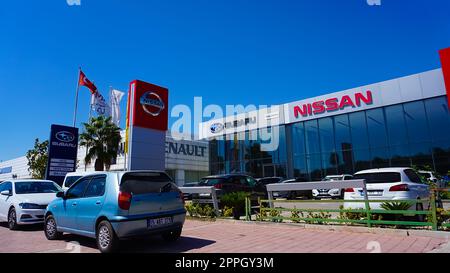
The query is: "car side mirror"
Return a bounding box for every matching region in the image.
[56,191,66,199]
[1,190,11,196]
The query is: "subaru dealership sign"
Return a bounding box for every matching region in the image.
[45,124,79,185]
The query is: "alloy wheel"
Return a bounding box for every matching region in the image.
[46,218,57,237]
[98,225,111,249]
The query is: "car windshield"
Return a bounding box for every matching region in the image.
[420,173,431,179]
[353,172,401,184]
[15,182,61,194]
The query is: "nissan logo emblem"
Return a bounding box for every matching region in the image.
[140,92,165,116]
[56,131,75,143]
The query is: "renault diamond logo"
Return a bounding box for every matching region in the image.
[140,92,165,116]
[56,131,75,143]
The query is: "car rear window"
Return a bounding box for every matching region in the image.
[404,169,423,183]
[64,176,82,188]
[120,172,175,195]
[353,172,401,184]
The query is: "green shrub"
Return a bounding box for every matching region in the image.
[380,201,413,223]
[185,202,196,217]
[291,208,304,223]
[221,192,250,220]
[221,192,249,209]
[305,211,332,225]
[269,208,283,223]
[185,203,216,218]
[427,208,450,227]
[222,206,234,217]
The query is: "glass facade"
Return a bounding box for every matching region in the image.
[209,127,288,178]
[209,96,450,179]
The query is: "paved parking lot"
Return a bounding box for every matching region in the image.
[0,220,448,253]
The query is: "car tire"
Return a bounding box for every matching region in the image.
[162,227,182,242]
[288,192,297,200]
[96,220,119,253]
[416,202,425,222]
[44,215,63,240]
[8,208,19,230]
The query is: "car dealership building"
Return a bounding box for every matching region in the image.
[0,132,209,186]
[200,50,450,180]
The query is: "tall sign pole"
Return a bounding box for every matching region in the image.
[73,67,81,127]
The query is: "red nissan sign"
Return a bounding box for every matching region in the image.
[293,90,373,118]
[439,47,450,108]
[128,80,169,131]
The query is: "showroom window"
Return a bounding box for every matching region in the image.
[366,108,388,148]
[349,111,369,150]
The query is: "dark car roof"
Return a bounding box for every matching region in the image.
[202,174,252,179]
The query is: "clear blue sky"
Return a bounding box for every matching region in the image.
[1,0,450,161]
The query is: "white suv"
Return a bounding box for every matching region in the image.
[313,174,353,199]
[344,168,430,212]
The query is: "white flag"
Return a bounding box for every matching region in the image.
[91,91,111,117]
[110,89,125,126]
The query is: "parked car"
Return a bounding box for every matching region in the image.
[0,180,62,230]
[417,171,446,188]
[343,168,430,220]
[273,177,313,200]
[62,171,97,191]
[312,174,353,200]
[181,181,203,200]
[418,171,439,184]
[254,177,284,198]
[193,174,257,199]
[44,171,186,253]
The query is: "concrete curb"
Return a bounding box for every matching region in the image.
[214,218,450,240]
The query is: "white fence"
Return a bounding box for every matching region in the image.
[179,186,220,216]
[265,179,369,208]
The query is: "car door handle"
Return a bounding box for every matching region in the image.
[96,201,102,205]
[72,203,77,207]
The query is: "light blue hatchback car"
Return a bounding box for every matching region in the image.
[44,171,186,253]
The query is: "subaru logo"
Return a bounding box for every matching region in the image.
[210,123,224,134]
[56,131,75,143]
[140,92,165,116]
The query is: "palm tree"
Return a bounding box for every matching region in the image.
[79,116,121,171]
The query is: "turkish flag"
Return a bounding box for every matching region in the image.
[78,70,98,94]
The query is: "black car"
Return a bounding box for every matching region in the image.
[254,177,284,198]
[196,174,257,197]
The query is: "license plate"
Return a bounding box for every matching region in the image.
[360,191,383,196]
[147,217,173,228]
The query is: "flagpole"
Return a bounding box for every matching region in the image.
[73,67,81,127]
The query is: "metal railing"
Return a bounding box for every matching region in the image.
[179,186,220,216]
[244,181,450,231]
